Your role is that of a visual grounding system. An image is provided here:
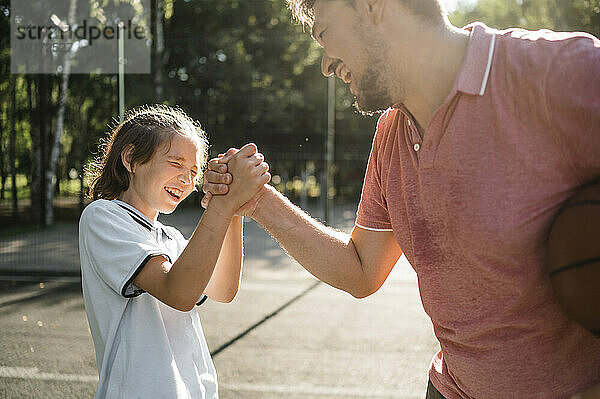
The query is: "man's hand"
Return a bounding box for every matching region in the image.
[571,383,600,399]
[202,146,268,216]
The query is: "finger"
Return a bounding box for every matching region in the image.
[255,161,270,175]
[206,158,223,171]
[204,160,227,176]
[261,171,272,185]
[249,152,265,166]
[219,148,240,163]
[205,170,232,184]
[237,143,258,157]
[207,158,227,172]
[201,192,212,209]
[202,182,229,195]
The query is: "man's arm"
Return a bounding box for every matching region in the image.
[249,185,402,298]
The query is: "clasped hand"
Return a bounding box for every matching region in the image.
[201,144,270,217]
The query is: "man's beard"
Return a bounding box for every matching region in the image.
[352,53,395,116]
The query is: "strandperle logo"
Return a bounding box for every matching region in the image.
[15,19,147,46]
[11,0,151,74]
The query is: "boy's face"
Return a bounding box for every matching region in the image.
[124,132,201,220]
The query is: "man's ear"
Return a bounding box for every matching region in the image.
[363,0,386,25]
[121,144,135,173]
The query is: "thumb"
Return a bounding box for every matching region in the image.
[238,143,258,157]
[218,148,240,163]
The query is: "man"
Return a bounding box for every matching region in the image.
[202,0,600,397]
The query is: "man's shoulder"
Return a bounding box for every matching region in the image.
[375,107,406,135]
[496,25,600,59]
[502,26,598,43]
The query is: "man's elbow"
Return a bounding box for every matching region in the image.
[349,280,381,299]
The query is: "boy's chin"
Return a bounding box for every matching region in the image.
[158,203,178,215]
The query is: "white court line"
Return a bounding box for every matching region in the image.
[0,366,412,397]
[220,382,412,397]
[0,366,98,383]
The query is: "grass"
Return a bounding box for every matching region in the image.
[0,174,86,204]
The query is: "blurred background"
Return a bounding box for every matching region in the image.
[0,1,599,398]
[0,0,599,273]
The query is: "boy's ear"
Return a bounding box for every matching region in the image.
[121,144,135,173]
[363,0,385,25]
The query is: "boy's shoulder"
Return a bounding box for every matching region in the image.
[81,199,124,222]
[80,199,146,233]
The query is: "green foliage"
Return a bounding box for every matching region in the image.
[5,0,598,218]
[450,0,600,36]
[0,0,379,213]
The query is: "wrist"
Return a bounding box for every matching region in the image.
[249,185,278,222]
[206,197,237,220]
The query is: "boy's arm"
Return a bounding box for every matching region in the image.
[133,144,269,311]
[203,215,243,303]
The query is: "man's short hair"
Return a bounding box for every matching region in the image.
[287,0,445,27]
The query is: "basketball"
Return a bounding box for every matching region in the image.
[547,179,600,335]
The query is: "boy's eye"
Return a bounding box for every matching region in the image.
[169,161,181,167]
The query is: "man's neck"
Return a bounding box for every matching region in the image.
[392,23,470,133]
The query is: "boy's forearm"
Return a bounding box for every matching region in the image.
[204,216,243,302]
[251,186,368,297]
[166,199,234,309]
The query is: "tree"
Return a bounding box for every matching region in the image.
[45,0,77,225]
[451,0,600,36]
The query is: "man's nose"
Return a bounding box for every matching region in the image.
[321,52,336,77]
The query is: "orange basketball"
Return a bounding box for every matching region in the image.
[547,179,600,335]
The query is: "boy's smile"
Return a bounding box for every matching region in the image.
[119,132,201,220]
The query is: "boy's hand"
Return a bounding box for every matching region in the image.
[202,146,268,216]
[207,143,270,215]
[201,148,238,208]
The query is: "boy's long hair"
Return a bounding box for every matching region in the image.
[87,104,208,200]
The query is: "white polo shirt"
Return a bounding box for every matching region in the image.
[79,199,217,399]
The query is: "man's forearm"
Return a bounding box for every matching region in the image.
[251,185,372,297]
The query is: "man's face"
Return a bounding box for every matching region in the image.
[312,0,394,114]
[125,132,201,219]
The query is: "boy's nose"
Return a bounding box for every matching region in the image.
[179,171,192,185]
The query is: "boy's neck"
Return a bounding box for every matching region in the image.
[118,191,159,221]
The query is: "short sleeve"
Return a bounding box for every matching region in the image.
[79,201,170,298]
[356,113,393,231]
[544,34,600,181]
[162,225,189,258]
